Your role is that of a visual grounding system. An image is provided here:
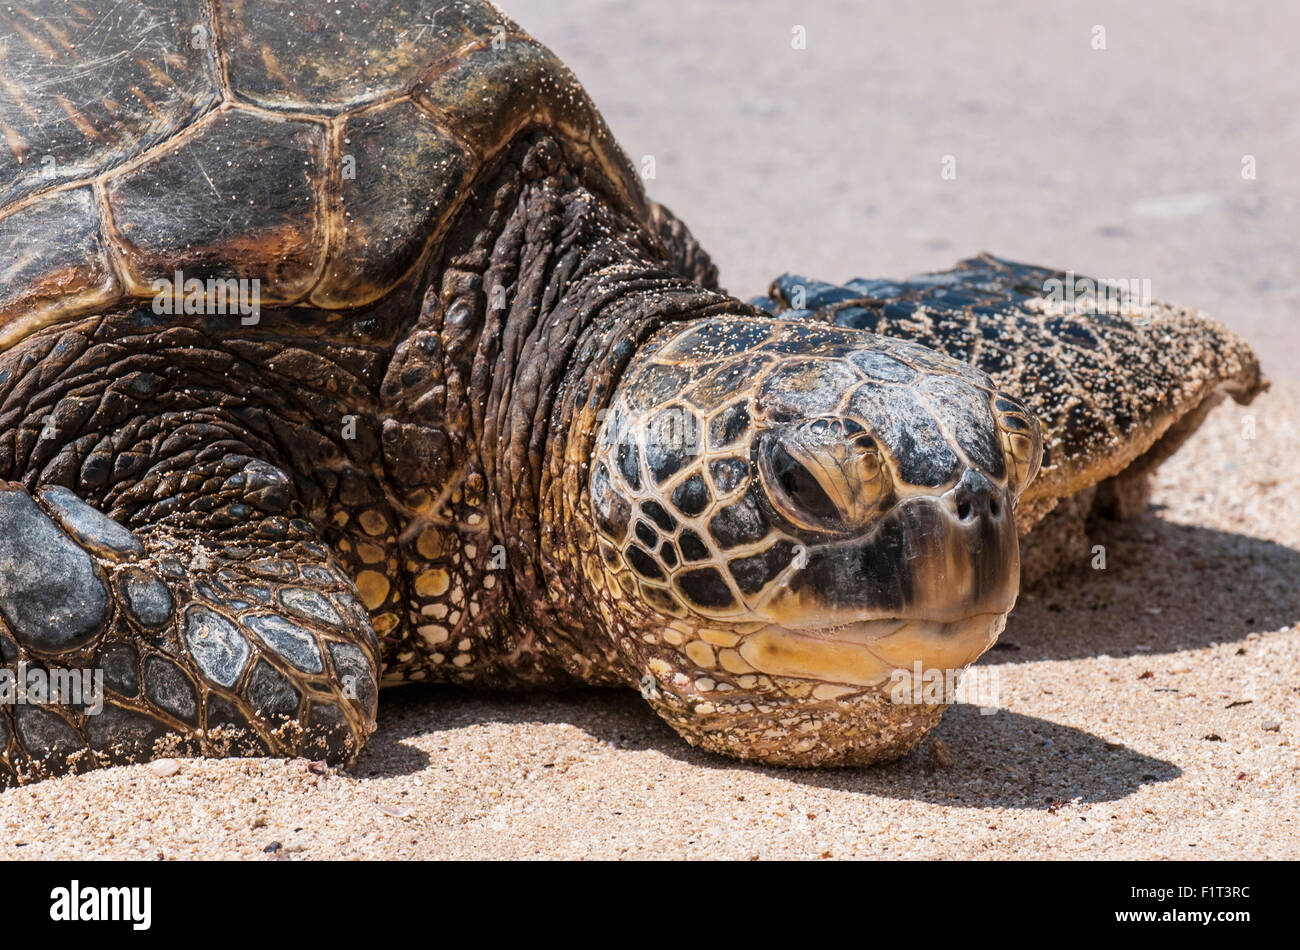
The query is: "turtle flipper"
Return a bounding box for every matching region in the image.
[754,253,1267,533]
[0,460,379,788]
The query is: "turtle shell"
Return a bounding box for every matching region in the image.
[0,0,647,349]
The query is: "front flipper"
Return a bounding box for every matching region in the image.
[754,253,1267,534]
[0,454,379,788]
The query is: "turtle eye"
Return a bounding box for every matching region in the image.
[761,422,891,532]
[767,441,842,526]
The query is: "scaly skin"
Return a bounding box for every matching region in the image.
[0,133,734,784]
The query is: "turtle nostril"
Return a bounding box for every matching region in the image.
[989,497,1001,518]
[956,499,973,521]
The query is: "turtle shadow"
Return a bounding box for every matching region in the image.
[356,685,1179,808]
[348,689,436,779]
[1001,515,1300,662]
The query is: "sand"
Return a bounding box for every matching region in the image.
[1,0,1296,859]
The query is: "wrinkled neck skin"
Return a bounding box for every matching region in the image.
[0,132,739,690]
[459,137,743,685]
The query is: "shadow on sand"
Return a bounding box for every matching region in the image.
[357,685,1179,809]
[353,512,1297,808]
[1003,515,1300,661]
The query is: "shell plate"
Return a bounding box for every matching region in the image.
[0,0,646,349]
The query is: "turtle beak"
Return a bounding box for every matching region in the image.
[737,467,1019,688]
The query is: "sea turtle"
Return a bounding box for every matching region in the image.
[0,1,1264,784]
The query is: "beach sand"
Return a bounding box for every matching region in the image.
[1,0,1295,859]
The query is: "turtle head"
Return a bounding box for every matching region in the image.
[585,316,1042,764]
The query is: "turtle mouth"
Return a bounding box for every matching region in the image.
[735,612,1007,689]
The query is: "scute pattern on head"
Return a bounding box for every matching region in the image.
[593,317,1026,621]
[583,316,1038,764]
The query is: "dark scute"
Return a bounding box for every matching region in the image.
[238,584,274,605]
[590,463,630,542]
[302,702,354,762]
[999,412,1033,433]
[848,384,963,487]
[670,475,711,517]
[183,607,251,688]
[844,278,908,298]
[0,0,216,208]
[278,588,344,626]
[247,660,302,721]
[616,441,642,491]
[729,541,798,595]
[38,486,144,559]
[300,566,334,586]
[685,356,772,412]
[642,584,683,616]
[106,108,325,293]
[644,443,690,485]
[118,570,174,629]
[832,306,881,331]
[774,275,861,309]
[14,704,83,765]
[626,545,665,581]
[329,642,378,722]
[709,458,750,495]
[250,558,297,580]
[627,364,693,413]
[708,403,751,449]
[85,702,170,761]
[0,489,109,653]
[644,406,702,484]
[245,614,324,674]
[708,490,769,549]
[762,322,861,358]
[318,100,473,303]
[143,655,199,726]
[640,501,676,533]
[677,530,711,562]
[205,694,268,756]
[219,0,507,109]
[660,542,679,568]
[98,641,140,698]
[658,319,771,360]
[676,568,735,610]
[634,520,658,549]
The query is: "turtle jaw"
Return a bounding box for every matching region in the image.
[733,612,1009,690]
[623,478,1023,767]
[744,471,1022,687]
